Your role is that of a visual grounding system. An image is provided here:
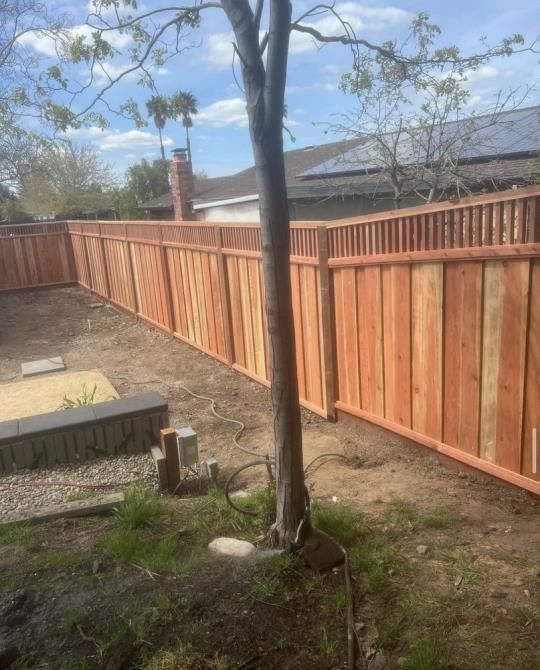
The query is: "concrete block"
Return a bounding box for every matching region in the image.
[21,357,65,377]
[151,445,168,490]
[92,392,167,421]
[18,405,95,439]
[205,457,219,481]
[0,419,19,445]
[208,537,256,559]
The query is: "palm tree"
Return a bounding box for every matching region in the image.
[169,91,198,163]
[146,95,169,160]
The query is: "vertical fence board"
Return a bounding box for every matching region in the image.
[382,265,411,427]
[357,266,384,416]
[443,262,482,455]
[522,258,540,480]
[411,263,443,440]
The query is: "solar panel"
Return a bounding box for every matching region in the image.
[298,106,540,178]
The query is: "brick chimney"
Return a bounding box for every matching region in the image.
[170,148,195,221]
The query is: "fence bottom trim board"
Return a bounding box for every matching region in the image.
[335,401,540,496]
[0,281,77,293]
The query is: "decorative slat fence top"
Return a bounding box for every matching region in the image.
[0,221,68,237]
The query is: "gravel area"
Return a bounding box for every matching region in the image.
[0,454,159,516]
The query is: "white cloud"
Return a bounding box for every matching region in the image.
[91,62,168,84]
[290,3,410,54]
[200,31,236,69]
[197,98,248,127]
[466,65,499,83]
[64,126,173,152]
[18,23,131,58]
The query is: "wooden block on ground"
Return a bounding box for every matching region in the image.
[160,428,180,494]
[151,445,168,490]
[0,492,124,526]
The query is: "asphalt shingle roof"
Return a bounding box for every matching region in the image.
[140,105,540,210]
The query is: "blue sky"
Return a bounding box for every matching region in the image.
[22,1,540,178]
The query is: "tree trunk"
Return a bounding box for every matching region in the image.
[185,126,192,164]
[157,126,165,160]
[222,0,306,549]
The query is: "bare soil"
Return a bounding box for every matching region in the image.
[0,286,539,669]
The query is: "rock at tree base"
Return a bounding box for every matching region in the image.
[208,537,256,558]
[300,530,344,571]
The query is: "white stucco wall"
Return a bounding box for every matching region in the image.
[196,194,424,223]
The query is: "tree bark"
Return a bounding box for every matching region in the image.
[222,0,306,549]
[157,126,165,160]
[185,126,192,164]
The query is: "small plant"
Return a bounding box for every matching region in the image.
[62,608,85,630]
[66,490,92,502]
[420,506,458,529]
[58,384,97,410]
[313,626,340,657]
[349,540,399,591]
[311,501,364,547]
[249,552,297,601]
[142,643,234,670]
[383,497,419,526]
[0,524,41,553]
[115,485,166,530]
[403,637,449,670]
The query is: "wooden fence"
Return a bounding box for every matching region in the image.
[1,185,539,495]
[0,221,76,290]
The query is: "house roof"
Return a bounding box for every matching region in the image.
[140,105,540,211]
[300,106,540,178]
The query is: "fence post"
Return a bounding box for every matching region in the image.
[215,225,235,364]
[528,196,540,242]
[124,223,139,314]
[98,222,111,300]
[317,225,337,421]
[158,224,175,333]
[81,223,93,291]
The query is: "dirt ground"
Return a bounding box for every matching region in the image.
[0,286,539,669]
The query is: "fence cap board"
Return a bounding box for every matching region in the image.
[92,392,167,421]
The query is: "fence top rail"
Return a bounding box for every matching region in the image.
[0,221,68,237]
[327,185,540,228]
[62,219,326,230]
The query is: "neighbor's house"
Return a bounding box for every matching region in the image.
[139,105,540,222]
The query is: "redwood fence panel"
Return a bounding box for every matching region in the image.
[0,222,75,290]
[1,186,540,494]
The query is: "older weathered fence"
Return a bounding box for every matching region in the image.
[1,185,539,495]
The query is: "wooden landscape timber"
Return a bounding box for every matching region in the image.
[1,186,540,495]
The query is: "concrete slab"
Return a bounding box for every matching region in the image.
[0,492,124,525]
[21,356,65,377]
[0,370,119,422]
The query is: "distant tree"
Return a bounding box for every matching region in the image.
[168,91,198,163]
[146,96,169,160]
[20,141,115,217]
[336,15,535,206]
[194,169,208,180]
[125,158,170,205]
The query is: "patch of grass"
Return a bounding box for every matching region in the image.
[97,529,185,574]
[321,584,348,614]
[0,524,41,552]
[66,490,93,502]
[313,626,340,657]
[249,552,297,601]
[116,485,167,530]
[38,551,81,571]
[403,637,450,670]
[349,539,400,591]
[311,501,363,547]
[437,547,485,584]
[62,608,85,630]
[400,591,439,626]
[420,506,458,529]
[493,549,528,567]
[59,384,98,410]
[383,497,419,526]
[142,643,235,670]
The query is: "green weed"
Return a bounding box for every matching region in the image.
[115,485,167,530]
[313,626,340,657]
[420,506,458,529]
[59,384,98,410]
[0,524,41,552]
[349,539,400,591]
[142,642,234,670]
[311,501,363,547]
[403,637,449,670]
[383,497,419,526]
